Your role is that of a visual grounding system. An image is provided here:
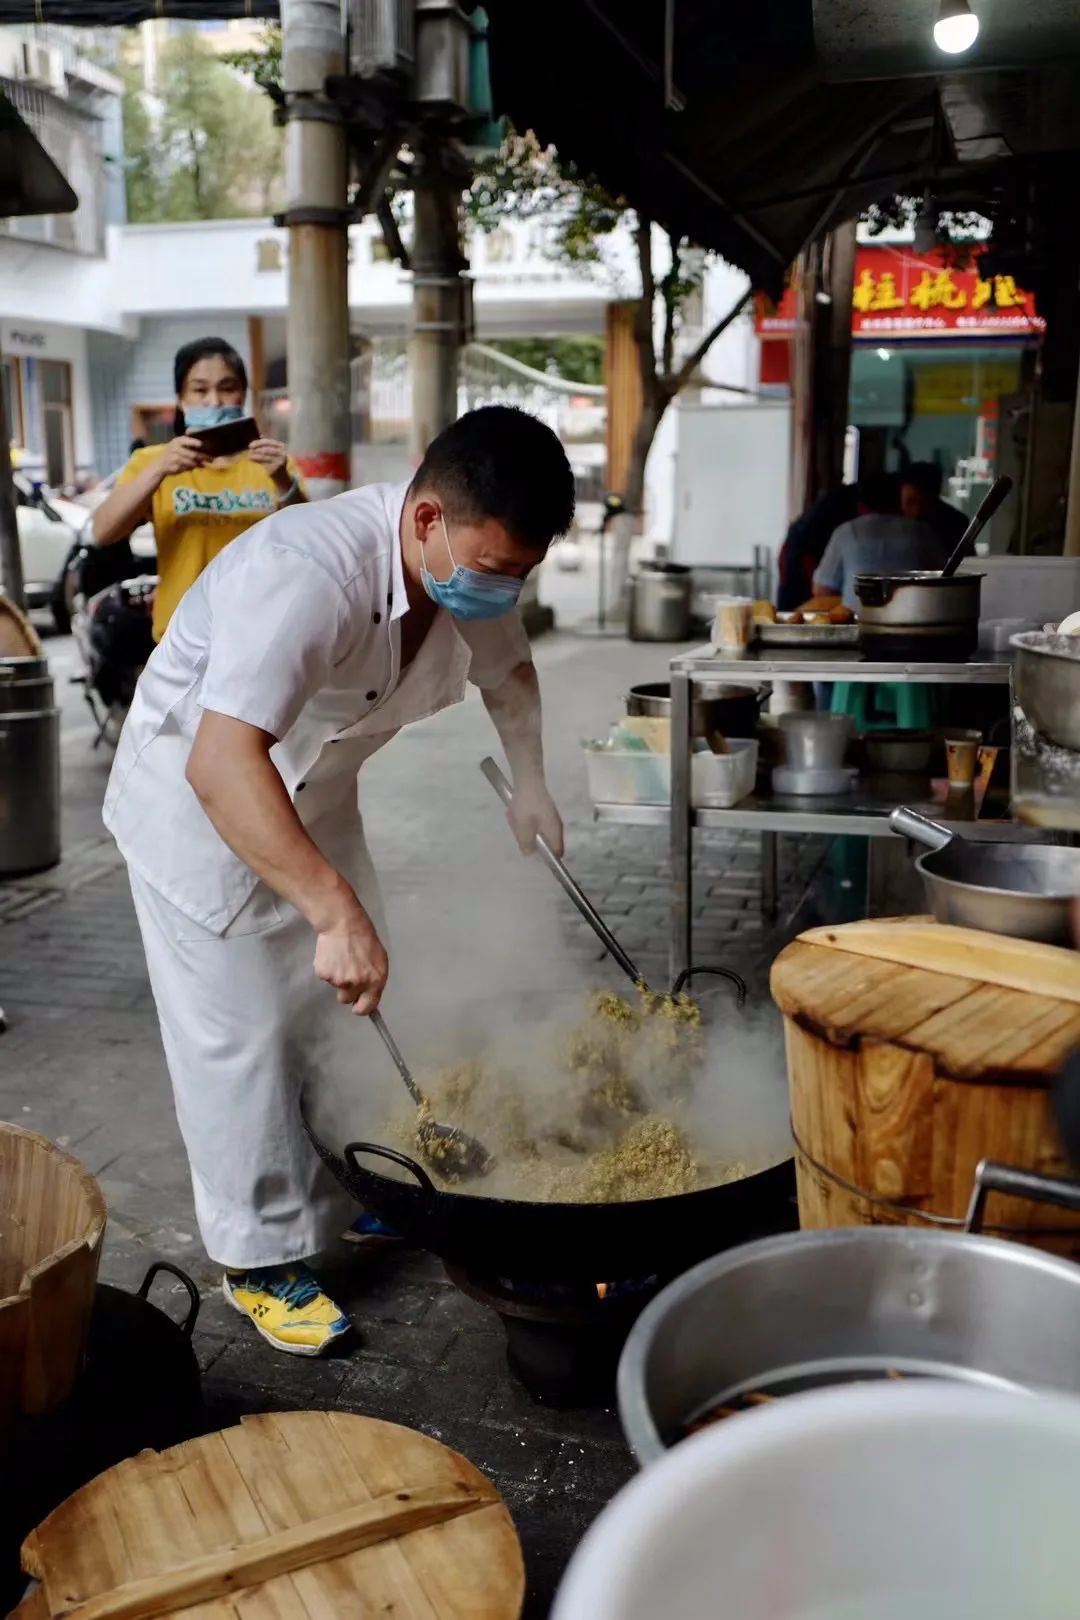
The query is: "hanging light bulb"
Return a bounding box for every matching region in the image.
[934,0,980,54]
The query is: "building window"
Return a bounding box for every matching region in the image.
[2,357,23,446]
[39,358,73,486]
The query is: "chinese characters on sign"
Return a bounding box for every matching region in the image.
[754,247,1045,340]
[853,265,1031,316]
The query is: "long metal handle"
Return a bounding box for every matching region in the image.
[965,1158,1080,1232]
[370,1011,426,1110]
[889,804,955,853]
[940,475,1013,578]
[480,755,642,987]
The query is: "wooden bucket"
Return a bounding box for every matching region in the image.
[16,1410,525,1619]
[0,1123,106,1447]
[770,919,1080,1259]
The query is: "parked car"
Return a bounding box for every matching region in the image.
[13,472,85,633]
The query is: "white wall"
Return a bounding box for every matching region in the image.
[642,257,759,546]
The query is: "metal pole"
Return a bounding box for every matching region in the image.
[282,0,351,500]
[410,135,467,459]
[0,383,24,609]
[669,668,693,986]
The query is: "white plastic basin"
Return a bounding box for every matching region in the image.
[553,1382,1080,1620]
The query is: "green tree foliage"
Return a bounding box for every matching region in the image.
[122,32,283,222]
[488,337,604,386]
[219,22,283,94]
[468,129,750,510]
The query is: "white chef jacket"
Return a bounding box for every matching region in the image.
[103,480,530,934]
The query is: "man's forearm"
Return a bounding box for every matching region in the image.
[482,660,545,785]
[187,722,357,933]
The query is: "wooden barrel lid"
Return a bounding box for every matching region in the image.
[18,1410,525,1618]
[771,918,1080,1085]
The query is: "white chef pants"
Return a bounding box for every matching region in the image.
[129,868,366,1269]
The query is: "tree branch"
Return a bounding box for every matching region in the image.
[670,285,754,392]
[632,213,658,403]
[660,230,681,376]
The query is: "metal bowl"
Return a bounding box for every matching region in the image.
[863,729,933,774]
[626,682,762,740]
[1012,631,1080,752]
[618,1221,1080,1463]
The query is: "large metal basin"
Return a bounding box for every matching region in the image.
[619,1212,1080,1463]
[1013,630,1080,752]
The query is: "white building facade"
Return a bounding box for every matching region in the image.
[0,200,761,541]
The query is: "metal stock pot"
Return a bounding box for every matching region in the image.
[618,1160,1080,1463]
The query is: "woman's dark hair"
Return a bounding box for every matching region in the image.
[410,405,576,551]
[172,337,248,435]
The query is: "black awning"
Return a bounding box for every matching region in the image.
[474,0,1076,294]
[0,92,78,215]
[0,1,276,18]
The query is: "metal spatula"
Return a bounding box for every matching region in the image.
[370,1010,494,1180]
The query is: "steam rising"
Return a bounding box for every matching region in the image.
[298,854,793,1201]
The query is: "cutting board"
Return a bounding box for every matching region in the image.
[770,918,1080,1252]
[17,1410,524,1619]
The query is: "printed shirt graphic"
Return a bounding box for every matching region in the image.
[117,445,303,639]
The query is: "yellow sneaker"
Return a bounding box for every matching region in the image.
[223,1264,352,1357]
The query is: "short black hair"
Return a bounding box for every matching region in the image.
[857,470,899,514]
[411,405,575,551]
[902,460,944,499]
[173,336,248,398]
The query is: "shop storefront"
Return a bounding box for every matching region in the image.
[757,243,1046,548]
[1,319,93,489]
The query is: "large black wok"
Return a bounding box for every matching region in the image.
[302,1112,795,1280]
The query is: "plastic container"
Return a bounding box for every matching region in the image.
[584,738,758,809]
[553,1382,1080,1620]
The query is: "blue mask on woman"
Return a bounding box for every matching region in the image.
[184,405,245,430]
[421,516,524,621]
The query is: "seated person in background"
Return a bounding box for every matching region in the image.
[776,484,857,612]
[813,471,945,610]
[900,461,970,554]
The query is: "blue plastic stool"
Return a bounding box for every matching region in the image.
[831,682,933,731]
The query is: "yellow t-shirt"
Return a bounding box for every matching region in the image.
[117,446,302,640]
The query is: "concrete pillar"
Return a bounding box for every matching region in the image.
[282,0,351,500]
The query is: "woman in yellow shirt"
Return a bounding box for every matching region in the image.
[92,336,304,640]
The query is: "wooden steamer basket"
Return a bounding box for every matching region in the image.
[770,919,1080,1256]
[0,1124,106,1449]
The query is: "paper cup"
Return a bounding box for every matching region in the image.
[945,734,980,789]
[712,596,753,651]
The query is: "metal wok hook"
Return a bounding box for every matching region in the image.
[480,757,746,1006]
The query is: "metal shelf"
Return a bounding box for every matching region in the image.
[671,645,1014,685]
[593,795,1040,840]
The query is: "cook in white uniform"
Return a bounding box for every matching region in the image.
[104,406,575,1355]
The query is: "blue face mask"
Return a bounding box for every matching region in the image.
[183,404,245,430]
[420,516,524,621]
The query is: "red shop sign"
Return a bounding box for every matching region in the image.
[755,245,1045,340]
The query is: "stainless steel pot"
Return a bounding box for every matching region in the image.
[618,1160,1080,1463]
[778,712,851,770]
[626,682,765,740]
[0,655,53,714]
[628,564,692,643]
[1013,631,1080,753]
[854,570,984,629]
[889,805,1080,944]
[0,710,61,876]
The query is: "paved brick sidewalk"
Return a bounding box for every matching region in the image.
[0,629,818,1615]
